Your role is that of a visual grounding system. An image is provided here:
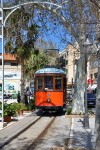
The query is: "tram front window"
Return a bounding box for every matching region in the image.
[45,76,53,89]
[37,78,42,90]
[55,78,62,89]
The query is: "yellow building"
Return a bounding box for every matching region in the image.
[59,43,98,91]
[59,44,80,91]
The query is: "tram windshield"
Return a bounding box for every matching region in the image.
[55,77,62,89]
[36,76,63,91]
[45,76,53,89]
[37,78,43,90]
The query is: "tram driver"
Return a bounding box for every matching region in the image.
[47,81,53,89]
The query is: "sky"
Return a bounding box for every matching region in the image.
[0,2,73,53]
[0,34,71,53]
[33,16,72,52]
[0,27,72,53]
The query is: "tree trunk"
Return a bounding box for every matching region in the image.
[95,62,100,150]
[72,53,85,114]
[94,2,100,149]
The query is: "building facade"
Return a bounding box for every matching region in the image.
[59,43,98,91]
[59,44,80,90]
[0,53,21,99]
[89,56,98,84]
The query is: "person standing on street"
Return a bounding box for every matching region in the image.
[24,92,29,109]
[17,91,21,103]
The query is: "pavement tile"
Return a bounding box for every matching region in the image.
[68,116,95,150]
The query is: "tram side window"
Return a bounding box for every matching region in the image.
[55,78,62,89]
[37,78,43,90]
[45,76,53,89]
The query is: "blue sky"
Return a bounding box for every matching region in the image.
[37,20,72,52]
[43,34,71,51]
[0,7,72,53]
[0,30,71,53]
[0,34,70,53]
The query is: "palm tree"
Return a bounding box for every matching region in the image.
[4,6,40,102]
[24,49,48,78]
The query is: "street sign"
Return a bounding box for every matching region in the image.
[88,79,93,84]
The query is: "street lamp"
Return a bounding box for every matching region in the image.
[83,35,92,128]
[0,1,62,128]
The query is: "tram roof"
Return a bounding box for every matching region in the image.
[35,68,66,74]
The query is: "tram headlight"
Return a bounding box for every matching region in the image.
[47,98,51,103]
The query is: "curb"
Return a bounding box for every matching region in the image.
[0,112,32,131]
[65,114,95,118]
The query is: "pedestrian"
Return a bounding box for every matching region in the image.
[17,91,21,103]
[27,90,30,101]
[24,92,29,109]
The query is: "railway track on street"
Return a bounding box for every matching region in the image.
[27,117,56,150]
[2,116,56,150]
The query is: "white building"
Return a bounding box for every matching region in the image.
[0,53,21,99]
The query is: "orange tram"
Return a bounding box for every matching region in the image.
[34,67,66,112]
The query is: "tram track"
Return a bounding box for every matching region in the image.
[2,116,56,150]
[1,115,42,149]
[27,117,56,150]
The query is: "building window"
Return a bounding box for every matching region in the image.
[66,60,68,65]
[94,72,98,79]
[66,69,68,74]
[90,74,93,79]
[0,84,2,91]
[11,63,18,66]
[4,62,11,65]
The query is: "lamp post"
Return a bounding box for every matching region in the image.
[0,1,62,127]
[83,35,92,128]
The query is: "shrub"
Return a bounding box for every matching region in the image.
[4,103,17,117]
[0,101,2,117]
[15,103,27,111]
[28,99,35,111]
[0,101,2,109]
[88,110,95,115]
[66,107,72,115]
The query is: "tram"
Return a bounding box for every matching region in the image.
[34,67,66,111]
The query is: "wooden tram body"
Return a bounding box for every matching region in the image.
[34,68,66,111]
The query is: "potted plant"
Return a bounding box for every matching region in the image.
[4,103,17,122]
[15,103,27,116]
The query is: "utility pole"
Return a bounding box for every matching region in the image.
[0,0,4,127]
[83,35,92,129]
